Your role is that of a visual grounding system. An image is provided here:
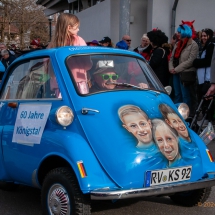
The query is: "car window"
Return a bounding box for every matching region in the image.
[0,58,61,100]
[66,54,165,95]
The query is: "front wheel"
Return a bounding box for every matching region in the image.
[41,167,91,215]
[170,187,211,207]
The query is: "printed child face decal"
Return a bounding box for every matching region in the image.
[154,123,179,161]
[122,112,152,144]
[159,104,190,142]
[166,113,189,140]
[118,105,153,145]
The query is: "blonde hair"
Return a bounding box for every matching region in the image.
[50,13,80,48]
[118,105,149,123]
[152,118,178,142]
[141,34,149,40]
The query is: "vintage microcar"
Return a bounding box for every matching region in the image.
[0,46,214,215]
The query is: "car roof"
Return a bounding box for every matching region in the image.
[16,46,143,61]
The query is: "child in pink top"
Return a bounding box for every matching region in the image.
[48,13,92,94]
[49,13,86,47]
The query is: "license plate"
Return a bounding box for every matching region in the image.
[145,166,192,187]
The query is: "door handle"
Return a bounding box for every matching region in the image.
[82,108,99,115]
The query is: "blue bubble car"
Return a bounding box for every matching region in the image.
[0,46,214,215]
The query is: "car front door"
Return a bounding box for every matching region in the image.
[0,57,62,184]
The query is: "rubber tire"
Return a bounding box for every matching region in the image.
[41,167,91,215]
[170,187,211,207]
[0,181,19,191]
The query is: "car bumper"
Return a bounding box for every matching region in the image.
[90,174,215,200]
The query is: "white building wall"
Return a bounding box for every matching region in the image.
[74,0,215,48]
[130,0,147,49]
[76,0,147,48]
[147,0,173,40]
[110,0,120,45]
[151,0,215,40]
[76,0,112,43]
[175,0,215,32]
[147,0,153,32]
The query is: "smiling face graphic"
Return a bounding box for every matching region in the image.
[166,113,189,141]
[154,124,179,161]
[122,112,152,144]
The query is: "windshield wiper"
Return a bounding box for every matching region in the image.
[107,82,141,89]
[106,82,160,93]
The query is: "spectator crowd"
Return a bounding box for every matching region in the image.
[1,14,215,127]
[86,21,215,127]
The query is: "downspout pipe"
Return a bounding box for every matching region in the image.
[171,0,179,37]
[119,0,131,40]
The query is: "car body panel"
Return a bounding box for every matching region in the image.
[0,46,214,197]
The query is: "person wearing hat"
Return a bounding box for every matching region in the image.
[86,40,100,46]
[99,37,113,47]
[30,39,42,50]
[1,49,16,69]
[90,67,118,92]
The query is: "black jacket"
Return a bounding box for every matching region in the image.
[149,47,170,86]
[1,53,16,69]
[193,41,214,68]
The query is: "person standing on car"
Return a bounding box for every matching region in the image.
[1,49,16,69]
[193,28,214,125]
[48,13,92,94]
[48,13,87,48]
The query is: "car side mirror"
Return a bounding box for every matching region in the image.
[165,86,172,95]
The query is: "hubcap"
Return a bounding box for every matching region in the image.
[48,184,70,215]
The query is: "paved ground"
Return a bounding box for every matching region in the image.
[0,141,214,215]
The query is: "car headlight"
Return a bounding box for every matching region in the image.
[56,106,74,126]
[177,103,190,120]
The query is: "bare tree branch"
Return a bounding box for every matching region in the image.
[0,0,50,48]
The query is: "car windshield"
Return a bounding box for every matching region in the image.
[66,54,166,95]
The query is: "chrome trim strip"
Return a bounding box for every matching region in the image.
[82,108,99,115]
[90,178,215,200]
